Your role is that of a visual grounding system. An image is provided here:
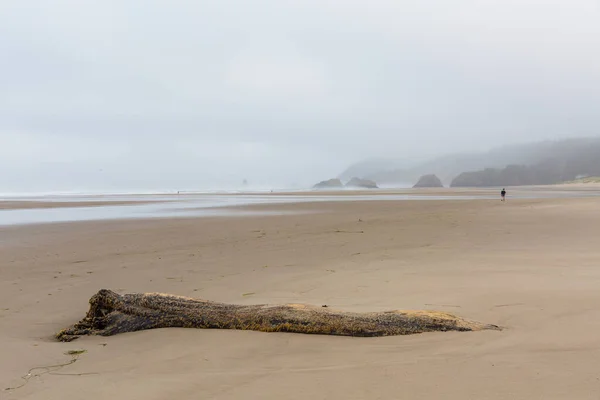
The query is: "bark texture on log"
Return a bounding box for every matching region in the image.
[56,289,499,341]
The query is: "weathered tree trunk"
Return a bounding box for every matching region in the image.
[56,289,499,342]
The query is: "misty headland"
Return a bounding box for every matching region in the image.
[328,137,600,189]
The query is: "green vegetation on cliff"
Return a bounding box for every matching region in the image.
[341,137,600,187]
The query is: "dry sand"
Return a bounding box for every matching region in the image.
[2,193,600,399]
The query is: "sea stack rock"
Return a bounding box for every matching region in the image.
[413,174,444,188]
[313,178,344,189]
[345,177,379,189]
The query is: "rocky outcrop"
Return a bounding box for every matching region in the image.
[345,177,378,189]
[413,174,443,188]
[313,178,343,189]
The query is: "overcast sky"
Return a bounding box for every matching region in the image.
[1,0,599,192]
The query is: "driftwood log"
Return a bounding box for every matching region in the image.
[56,289,499,342]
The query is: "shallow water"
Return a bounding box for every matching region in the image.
[0,191,598,227]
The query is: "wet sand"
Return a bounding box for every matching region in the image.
[0,200,161,210]
[3,186,599,228]
[2,194,600,399]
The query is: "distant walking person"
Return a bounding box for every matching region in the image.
[501,188,506,201]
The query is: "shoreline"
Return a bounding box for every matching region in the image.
[0,200,167,210]
[2,186,600,227]
[2,182,599,198]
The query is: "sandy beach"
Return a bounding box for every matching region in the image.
[2,191,600,399]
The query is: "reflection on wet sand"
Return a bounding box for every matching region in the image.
[1,187,599,226]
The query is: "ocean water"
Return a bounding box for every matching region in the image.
[0,189,598,227]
